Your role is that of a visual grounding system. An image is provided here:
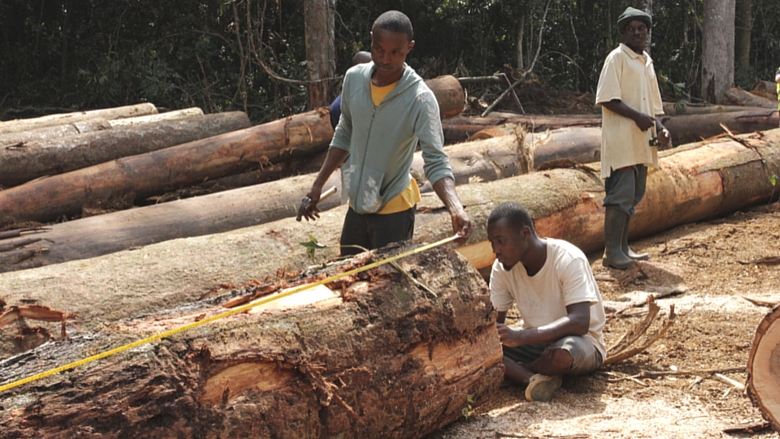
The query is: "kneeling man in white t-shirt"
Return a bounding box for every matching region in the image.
[487,201,607,402]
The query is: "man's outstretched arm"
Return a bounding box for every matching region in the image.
[432,177,472,244]
[301,148,350,221]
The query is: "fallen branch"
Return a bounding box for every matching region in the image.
[607,287,687,319]
[0,237,42,253]
[738,294,779,308]
[722,420,772,434]
[714,373,746,391]
[604,297,678,365]
[0,228,49,241]
[738,256,780,266]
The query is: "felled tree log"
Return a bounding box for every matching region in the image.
[0,130,779,360]
[0,130,598,272]
[0,245,503,439]
[0,112,252,188]
[426,75,466,118]
[0,110,333,223]
[0,103,157,135]
[724,87,777,109]
[662,109,779,145]
[747,304,780,432]
[0,109,208,153]
[0,119,111,150]
[442,113,601,144]
[661,103,771,115]
[106,107,204,128]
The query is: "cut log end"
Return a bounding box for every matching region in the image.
[747,304,780,432]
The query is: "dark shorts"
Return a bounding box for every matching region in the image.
[603,164,647,216]
[339,206,416,256]
[502,336,603,375]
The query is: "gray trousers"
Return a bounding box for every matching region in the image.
[603,164,647,216]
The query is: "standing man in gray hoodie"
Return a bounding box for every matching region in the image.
[301,10,472,255]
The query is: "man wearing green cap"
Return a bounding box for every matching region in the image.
[595,6,671,270]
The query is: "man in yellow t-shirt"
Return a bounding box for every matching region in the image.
[302,11,471,255]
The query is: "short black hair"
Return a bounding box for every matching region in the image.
[487,202,535,234]
[372,10,413,41]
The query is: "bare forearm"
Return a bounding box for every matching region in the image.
[516,316,589,345]
[601,99,655,131]
[432,177,464,215]
[312,148,349,190]
[432,176,472,241]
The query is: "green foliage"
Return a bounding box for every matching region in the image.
[461,394,474,419]
[2,0,780,120]
[299,234,327,260]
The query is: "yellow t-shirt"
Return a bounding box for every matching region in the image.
[368,80,421,214]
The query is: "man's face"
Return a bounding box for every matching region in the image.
[370,27,414,79]
[621,19,648,54]
[487,218,529,270]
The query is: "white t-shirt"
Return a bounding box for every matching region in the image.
[490,238,607,359]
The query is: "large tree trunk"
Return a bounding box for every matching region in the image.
[0,134,524,272]
[735,0,752,73]
[701,0,736,104]
[662,103,771,115]
[747,304,780,433]
[106,107,204,128]
[0,103,157,135]
[661,108,779,144]
[304,0,336,109]
[0,108,207,151]
[0,245,503,439]
[723,87,777,108]
[426,75,466,118]
[0,110,333,223]
[0,112,251,188]
[0,130,778,360]
[0,118,111,150]
[442,114,601,144]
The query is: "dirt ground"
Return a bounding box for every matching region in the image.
[427,201,780,439]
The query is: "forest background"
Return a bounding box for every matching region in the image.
[0,0,778,124]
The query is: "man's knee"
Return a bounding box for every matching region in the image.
[540,348,574,374]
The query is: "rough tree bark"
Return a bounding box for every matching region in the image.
[0,130,778,360]
[0,103,157,135]
[735,0,752,73]
[661,108,779,144]
[747,304,780,432]
[723,87,777,108]
[107,107,204,128]
[701,0,736,104]
[0,110,333,223]
[0,112,251,188]
[0,246,503,439]
[0,119,111,151]
[304,0,336,110]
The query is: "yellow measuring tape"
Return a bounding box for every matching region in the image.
[0,234,459,394]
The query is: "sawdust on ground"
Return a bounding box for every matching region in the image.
[426,202,780,439]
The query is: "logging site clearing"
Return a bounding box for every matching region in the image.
[0,85,779,437]
[429,201,780,439]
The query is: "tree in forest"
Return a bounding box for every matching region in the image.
[304,0,336,109]
[701,0,736,104]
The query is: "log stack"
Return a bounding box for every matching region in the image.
[0,245,503,439]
